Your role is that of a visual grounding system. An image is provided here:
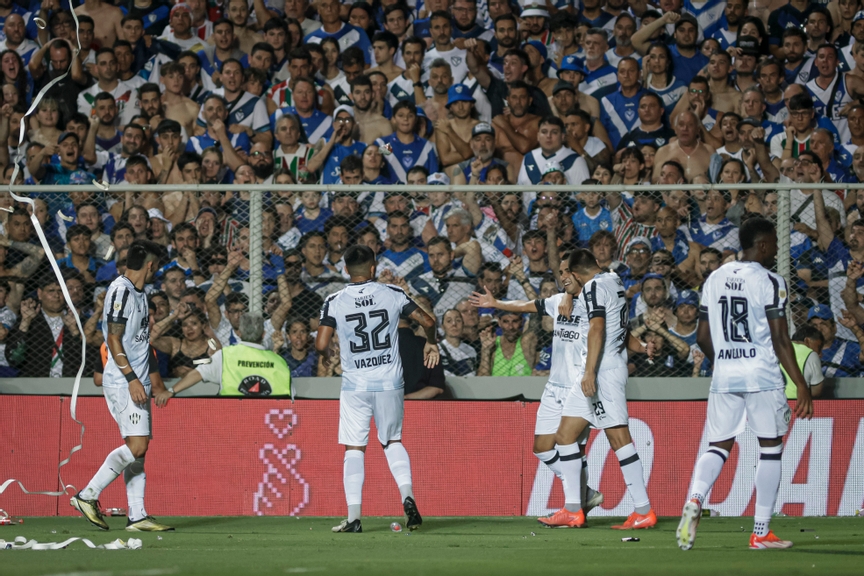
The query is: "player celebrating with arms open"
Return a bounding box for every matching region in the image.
[71,240,172,532]
[472,251,656,528]
[316,245,439,533]
[677,217,813,551]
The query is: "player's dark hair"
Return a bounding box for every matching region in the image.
[568,249,600,273]
[127,240,163,270]
[739,217,776,251]
[344,245,376,276]
[793,324,824,343]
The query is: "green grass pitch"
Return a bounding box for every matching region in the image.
[1,516,862,575]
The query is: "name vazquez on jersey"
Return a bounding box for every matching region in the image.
[319,280,418,392]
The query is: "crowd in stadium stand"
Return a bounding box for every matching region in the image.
[0,0,862,384]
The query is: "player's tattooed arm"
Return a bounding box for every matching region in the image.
[107,322,126,336]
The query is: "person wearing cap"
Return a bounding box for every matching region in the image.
[522,40,555,96]
[579,28,617,101]
[28,131,97,186]
[668,289,700,346]
[633,12,708,86]
[434,84,480,168]
[519,1,553,46]
[808,304,864,378]
[598,57,644,149]
[730,37,760,94]
[158,3,203,51]
[618,235,653,297]
[452,122,515,184]
[305,105,366,184]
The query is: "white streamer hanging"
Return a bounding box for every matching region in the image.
[0,535,142,550]
[0,11,88,499]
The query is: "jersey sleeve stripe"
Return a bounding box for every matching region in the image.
[319,297,337,328]
[765,275,786,319]
[535,299,547,317]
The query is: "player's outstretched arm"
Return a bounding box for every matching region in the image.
[769,315,814,420]
[106,321,148,405]
[468,286,539,313]
[408,306,441,369]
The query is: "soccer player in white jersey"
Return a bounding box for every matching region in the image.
[538,249,657,529]
[469,256,617,517]
[70,240,173,532]
[677,217,814,551]
[316,245,439,533]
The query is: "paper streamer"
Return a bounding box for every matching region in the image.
[0,12,88,499]
[0,536,142,550]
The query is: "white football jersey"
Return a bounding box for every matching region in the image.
[536,292,587,387]
[578,272,629,372]
[101,276,151,388]
[319,280,418,392]
[700,261,788,393]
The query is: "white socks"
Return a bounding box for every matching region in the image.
[690,447,729,505]
[534,449,564,481]
[124,457,147,522]
[616,443,651,515]
[343,450,365,522]
[557,442,582,512]
[754,444,783,536]
[384,443,414,502]
[80,445,136,501]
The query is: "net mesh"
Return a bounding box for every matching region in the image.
[0,189,859,379]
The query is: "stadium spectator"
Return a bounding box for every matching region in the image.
[5,275,84,377]
[398,318,446,399]
[477,310,537,376]
[273,316,318,377]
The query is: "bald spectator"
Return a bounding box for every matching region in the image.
[653,111,715,182]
